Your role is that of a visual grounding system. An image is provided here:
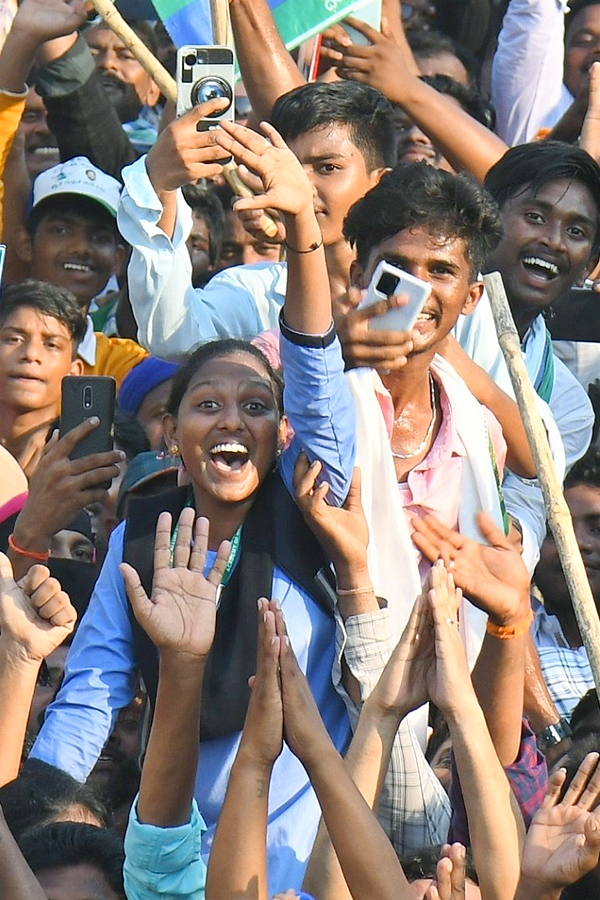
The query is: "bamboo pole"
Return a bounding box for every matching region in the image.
[88,0,278,236]
[484,271,600,696]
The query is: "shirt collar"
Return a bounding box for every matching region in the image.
[77,316,97,366]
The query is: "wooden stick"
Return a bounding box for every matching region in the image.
[88,0,278,237]
[484,271,600,696]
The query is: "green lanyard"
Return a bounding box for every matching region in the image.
[169,495,242,585]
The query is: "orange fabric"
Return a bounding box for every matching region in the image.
[0,90,25,240]
[83,332,149,391]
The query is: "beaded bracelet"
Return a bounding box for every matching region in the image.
[8,533,50,562]
[486,608,533,640]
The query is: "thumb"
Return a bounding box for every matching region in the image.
[584,813,600,850]
[119,563,152,623]
[477,511,513,550]
[344,466,363,511]
[0,551,14,583]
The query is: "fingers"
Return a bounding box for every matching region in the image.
[28,575,76,628]
[434,856,453,900]
[344,466,363,512]
[153,512,173,572]
[343,16,381,43]
[476,511,514,551]
[119,562,152,621]
[0,550,18,583]
[257,597,281,674]
[542,767,568,809]
[447,843,466,900]
[189,515,209,574]
[293,452,324,501]
[562,752,600,808]
[573,753,600,811]
[584,811,600,848]
[172,507,195,569]
[207,537,232,587]
[184,95,231,124]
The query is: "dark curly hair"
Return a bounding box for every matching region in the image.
[270,81,396,170]
[344,162,503,278]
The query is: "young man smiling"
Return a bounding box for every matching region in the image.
[13,155,147,388]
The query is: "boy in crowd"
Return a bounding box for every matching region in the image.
[0,281,85,474]
[13,155,147,388]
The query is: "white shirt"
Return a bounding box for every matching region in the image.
[491,0,573,145]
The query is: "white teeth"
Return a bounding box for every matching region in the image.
[63,262,91,272]
[32,147,58,155]
[210,442,248,456]
[522,256,559,275]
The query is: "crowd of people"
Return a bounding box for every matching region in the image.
[3,0,600,896]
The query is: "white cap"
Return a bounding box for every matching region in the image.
[31,156,121,218]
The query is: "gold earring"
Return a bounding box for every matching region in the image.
[171,444,179,456]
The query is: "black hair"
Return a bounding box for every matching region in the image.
[570,689,600,735]
[420,74,495,130]
[270,81,396,170]
[27,194,120,241]
[85,17,158,57]
[182,183,226,267]
[344,162,503,277]
[408,28,481,86]
[0,280,88,349]
[484,141,600,261]
[550,731,600,782]
[401,844,478,884]
[19,822,125,899]
[167,339,283,417]
[114,410,151,461]
[566,0,600,33]
[565,446,600,491]
[0,760,107,842]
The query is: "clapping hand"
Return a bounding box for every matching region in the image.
[120,510,230,659]
[412,512,531,627]
[0,553,76,665]
[519,753,600,896]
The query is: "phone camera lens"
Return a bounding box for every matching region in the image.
[83,386,93,410]
[377,272,400,297]
[190,77,233,116]
[184,53,197,67]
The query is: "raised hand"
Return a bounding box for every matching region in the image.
[335,288,416,374]
[120,510,230,658]
[425,561,472,717]
[519,753,600,896]
[11,420,124,569]
[294,455,369,583]
[238,598,284,767]
[214,120,314,219]
[145,99,232,193]
[424,844,467,900]
[581,61,600,165]
[0,553,76,665]
[411,512,531,627]
[11,0,87,44]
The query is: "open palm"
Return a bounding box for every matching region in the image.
[120,510,231,658]
[521,754,600,890]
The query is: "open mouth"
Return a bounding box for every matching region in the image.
[521,256,560,281]
[209,441,250,473]
[413,309,438,332]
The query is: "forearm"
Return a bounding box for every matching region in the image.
[524,636,566,763]
[137,652,205,827]
[0,807,48,899]
[471,629,527,766]
[391,76,507,181]
[442,337,535,477]
[545,98,586,143]
[282,209,330,334]
[448,697,524,900]
[305,742,411,900]
[0,641,41,786]
[205,751,271,900]
[0,30,38,93]
[229,0,305,121]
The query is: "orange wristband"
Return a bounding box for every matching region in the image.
[486,608,533,640]
[8,533,49,562]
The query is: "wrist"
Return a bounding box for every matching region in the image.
[335,562,371,591]
[11,520,51,556]
[158,649,208,680]
[515,877,562,900]
[486,593,531,629]
[0,637,44,670]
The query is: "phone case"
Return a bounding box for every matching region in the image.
[60,376,116,460]
[359,261,432,332]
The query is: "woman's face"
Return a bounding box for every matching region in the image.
[166,352,282,507]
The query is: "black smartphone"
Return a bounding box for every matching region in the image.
[60,376,116,460]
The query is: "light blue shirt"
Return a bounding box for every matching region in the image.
[124,799,206,900]
[31,327,356,895]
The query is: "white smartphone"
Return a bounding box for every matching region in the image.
[358,260,431,331]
